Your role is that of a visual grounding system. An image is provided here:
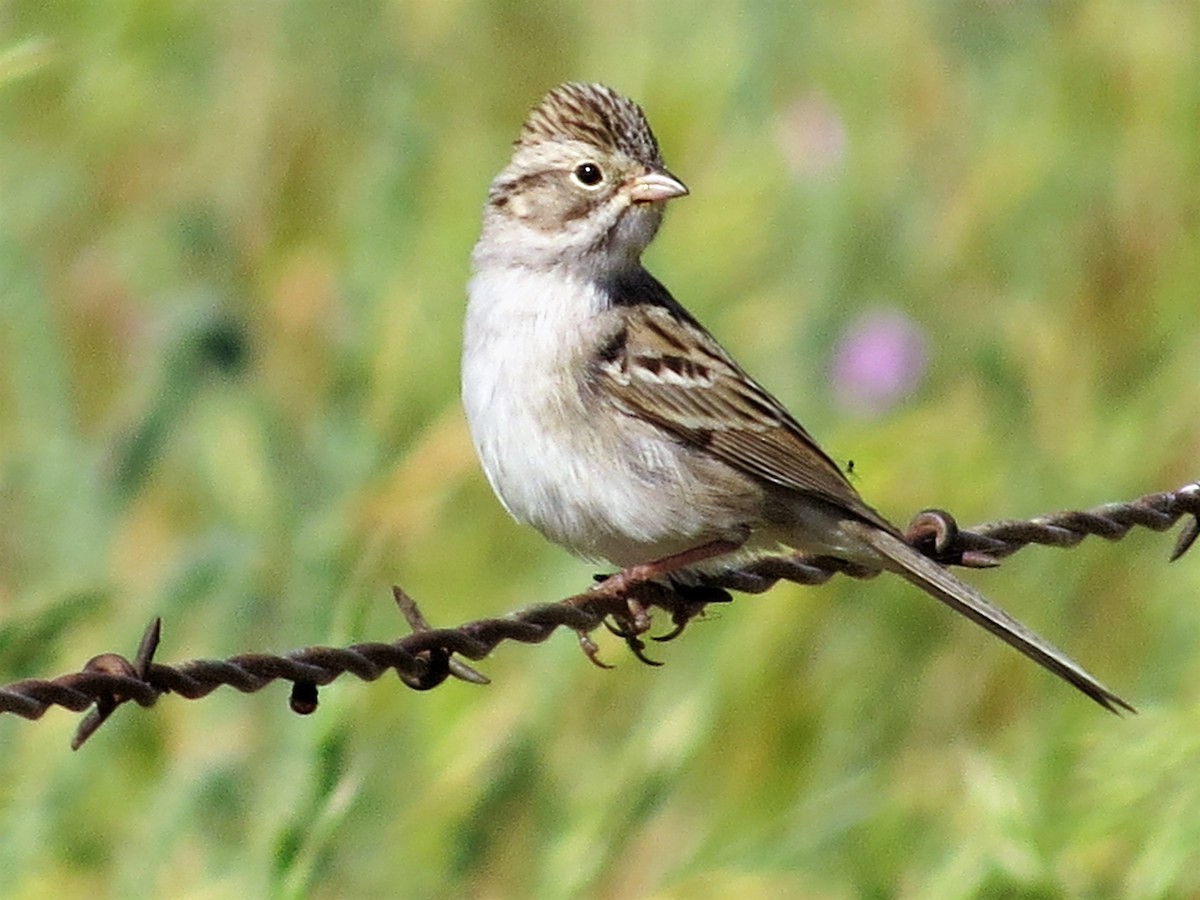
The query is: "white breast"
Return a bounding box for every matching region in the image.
[461,266,754,566]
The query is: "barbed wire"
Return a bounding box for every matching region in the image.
[2,481,1196,749]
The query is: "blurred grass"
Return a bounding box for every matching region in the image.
[1,1,1199,897]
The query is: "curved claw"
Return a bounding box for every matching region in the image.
[577,630,614,669]
[624,634,663,667]
[653,620,688,643]
[604,617,637,639]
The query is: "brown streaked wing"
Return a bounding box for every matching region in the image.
[595,303,894,529]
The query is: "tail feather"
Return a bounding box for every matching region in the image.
[847,522,1133,714]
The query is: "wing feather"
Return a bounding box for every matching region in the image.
[593,298,893,530]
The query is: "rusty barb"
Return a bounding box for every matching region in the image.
[1,481,1197,749]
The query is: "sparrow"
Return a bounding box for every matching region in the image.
[461,81,1130,712]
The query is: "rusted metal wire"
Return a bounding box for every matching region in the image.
[1,481,1196,749]
[714,481,1200,593]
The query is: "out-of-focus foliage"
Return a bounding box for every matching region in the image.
[1,1,1198,897]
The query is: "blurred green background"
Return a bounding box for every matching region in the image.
[2,1,1199,897]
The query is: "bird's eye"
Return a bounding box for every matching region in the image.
[573,162,604,187]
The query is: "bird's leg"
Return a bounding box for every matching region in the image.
[592,536,746,600]
[582,543,745,668]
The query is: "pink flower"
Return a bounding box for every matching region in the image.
[830,309,928,416]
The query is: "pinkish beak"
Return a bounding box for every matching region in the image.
[628,170,689,204]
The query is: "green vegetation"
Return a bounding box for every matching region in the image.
[2,2,1198,896]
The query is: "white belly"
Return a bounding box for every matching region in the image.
[462,267,761,567]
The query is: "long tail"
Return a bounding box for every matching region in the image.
[845,521,1133,713]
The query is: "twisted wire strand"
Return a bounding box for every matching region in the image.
[1,482,1196,748]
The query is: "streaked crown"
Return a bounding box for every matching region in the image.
[518,82,663,167]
